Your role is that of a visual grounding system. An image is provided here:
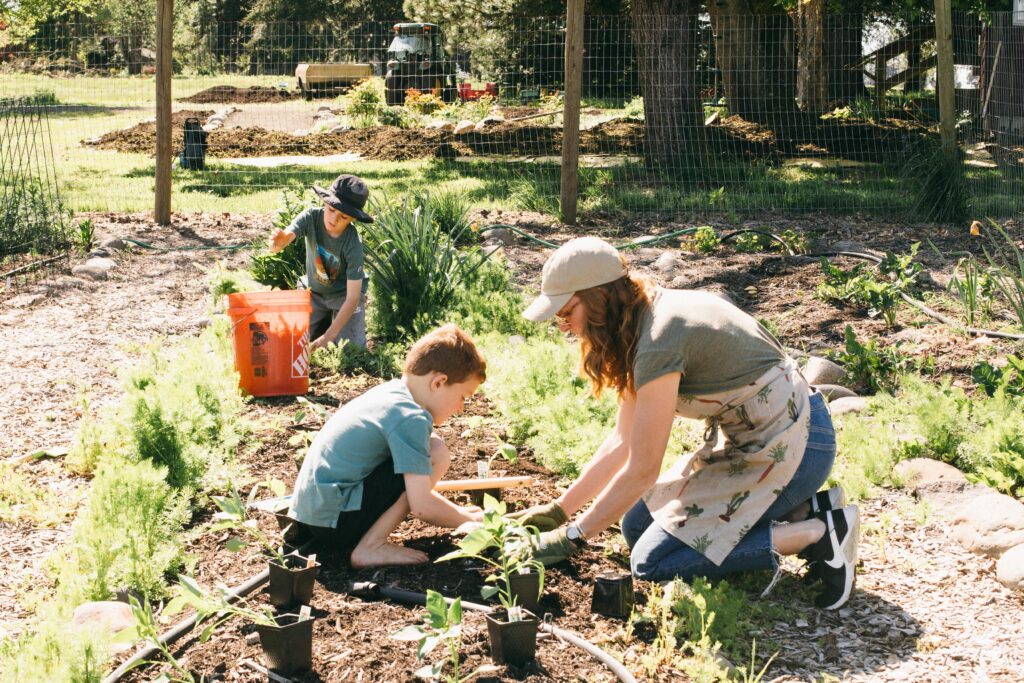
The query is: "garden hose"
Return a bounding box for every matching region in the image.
[122,237,252,252]
[103,540,316,683]
[349,580,639,683]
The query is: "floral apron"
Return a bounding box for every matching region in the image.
[642,356,811,566]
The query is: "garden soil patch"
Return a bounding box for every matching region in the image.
[2,213,1024,680]
[179,85,299,104]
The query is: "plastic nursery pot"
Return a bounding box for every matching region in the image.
[508,570,542,615]
[267,552,321,607]
[470,487,502,507]
[485,609,538,666]
[590,571,635,619]
[255,612,315,674]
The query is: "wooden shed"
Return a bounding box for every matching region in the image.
[979,10,1024,170]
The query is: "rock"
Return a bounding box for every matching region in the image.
[88,247,112,258]
[72,601,134,634]
[803,356,847,387]
[99,238,126,251]
[814,384,858,401]
[474,113,505,131]
[7,293,44,308]
[831,240,868,253]
[950,491,1024,557]
[329,124,352,134]
[454,120,476,135]
[996,544,1024,591]
[914,479,988,511]
[72,257,115,281]
[483,244,504,258]
[891,327,931,344]
[653,251,681,272]
[894,458,967,490]
[480,227,515,246]
[828,396,870,416]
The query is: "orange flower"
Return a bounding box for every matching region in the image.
[470,223,479,233]
[970,220,982,236]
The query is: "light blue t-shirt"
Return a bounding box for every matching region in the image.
[289,379,434,528]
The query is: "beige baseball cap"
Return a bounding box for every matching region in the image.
[523,236,627,321]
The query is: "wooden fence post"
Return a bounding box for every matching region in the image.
[560,0,584,226]
[934,0,956,154]
[155,0,173,225]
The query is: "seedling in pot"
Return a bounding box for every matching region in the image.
[437,494,543,621]
[392,589,481,682]
[477,442,517,479]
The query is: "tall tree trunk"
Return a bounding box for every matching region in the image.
[707,1,795,124]
[795,0,827,112]
[825,11,865,104]
[630,0,703,167]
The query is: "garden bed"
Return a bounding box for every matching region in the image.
[179,85,299,104]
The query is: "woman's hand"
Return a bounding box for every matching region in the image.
[506,501,568,532]
[532,527,584,566]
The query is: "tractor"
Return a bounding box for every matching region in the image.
[384,23,457,106]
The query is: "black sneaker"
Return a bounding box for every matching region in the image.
[802,505,859,610]
[798,485,847,584]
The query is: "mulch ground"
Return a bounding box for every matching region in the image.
[2,211,1024,680]
[179,86,300,104]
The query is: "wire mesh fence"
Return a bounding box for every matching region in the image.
[0,95,70,291]
[0,11,1021,222]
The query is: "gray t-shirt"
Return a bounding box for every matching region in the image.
[287,207,367,299]
[633,289,786,396]
[289,379,434,528]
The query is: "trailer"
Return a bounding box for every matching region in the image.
[295,63,373,100]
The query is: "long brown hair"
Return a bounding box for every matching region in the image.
[576,270,656,397]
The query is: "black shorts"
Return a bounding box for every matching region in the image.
[297,458,407,550]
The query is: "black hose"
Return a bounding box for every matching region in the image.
[103,540,316,683]
[351,580,638,683]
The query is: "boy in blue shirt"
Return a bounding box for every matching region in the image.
[268,173,372,351]
[288,324,486,568]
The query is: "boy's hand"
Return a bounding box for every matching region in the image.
[310,335,329,352]
[507,501,568,532]
[269,228,291,253]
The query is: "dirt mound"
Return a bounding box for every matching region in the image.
[179,85,297,104]
[83,110,213,155]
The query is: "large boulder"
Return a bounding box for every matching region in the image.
[815,384,858,401]
[72,257,115,281]
[950,491,1024,557]
[453,120,476,135]
[828,396,870,416]
[996,543,1024,591]
[894,458,967,490]
[72,600,134,633]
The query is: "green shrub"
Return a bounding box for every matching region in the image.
[377,105,418,128]
[902,141,970,224]
[828,325,914,394]
[0,619,107,683]
[345,78,383,123]
[363,192,489,343]
[427,189,473,245]
[978,219,1024,328]
[692,226,720,253]
[0,176,69,255]
[816,258,904,327]
[973,355,1024,397]
[447,256,542,339]
[311,338,404,378]
[250,187,312,290]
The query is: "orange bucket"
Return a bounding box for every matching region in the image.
[226,290,311,397]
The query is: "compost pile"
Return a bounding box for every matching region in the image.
[179,85,298,104]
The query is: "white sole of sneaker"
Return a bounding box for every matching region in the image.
[824,506,859,610]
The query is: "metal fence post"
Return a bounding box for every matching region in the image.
[155,0,174,225]
[560,0,584,226]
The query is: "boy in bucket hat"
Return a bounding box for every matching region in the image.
[269,173,374,351]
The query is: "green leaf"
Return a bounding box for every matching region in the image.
[448,598,462,625]
[110,624,141,645]
[178,574,205,599]
[225,537,246,552]
[162,595,189,617]
[267,478,286,497]
[28,446,68,460]
[497,442,518,463]
[418,634,441,659]
[392,625,427,641]
[480,585,499,600]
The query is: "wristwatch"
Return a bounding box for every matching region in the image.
[566,522,588,546]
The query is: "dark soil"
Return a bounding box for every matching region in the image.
[81,110,930,164]
[179,85,299,104]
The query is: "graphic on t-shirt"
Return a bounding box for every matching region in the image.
[313,245,341,286]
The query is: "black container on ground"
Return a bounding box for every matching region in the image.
[268,553,321,607]
[470,487,501,507]
[508,570,542,614]
[591,572,635,618]
[485,610,538,666]
[255,613,314,674]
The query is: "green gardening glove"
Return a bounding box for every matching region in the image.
[532,527,584,567]
[506,501,569,532]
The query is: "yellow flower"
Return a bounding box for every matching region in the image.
[470,223,479,233]
[970,220,982,236]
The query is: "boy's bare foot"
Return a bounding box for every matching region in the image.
[350,542,428,568]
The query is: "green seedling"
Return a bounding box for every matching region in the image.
[437,495,543,619]
[392,590,479,682]
[115,594,201,683]
[210,480,289,566]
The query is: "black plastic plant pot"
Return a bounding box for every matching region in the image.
[508,570,542,614]
[591,571,635,619]
[268,553,321,607]
[470,487,502,507]
[255,613,314,674]
[485,610,538,666]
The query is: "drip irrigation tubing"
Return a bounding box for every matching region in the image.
[103,540,315,683]
[348,581,638,683]
[122,237,252,252]
[485,223,1024,342]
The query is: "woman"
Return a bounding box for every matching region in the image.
[516,237,859,610]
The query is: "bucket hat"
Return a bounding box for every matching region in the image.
[312,174,374,223]
[523,237,626,321]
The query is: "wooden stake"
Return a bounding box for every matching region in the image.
[934,0,956,154]
[560,0,584,225]
[433,476,535,492]
[154,0,173,225]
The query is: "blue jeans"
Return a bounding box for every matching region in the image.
[622,391,836,582]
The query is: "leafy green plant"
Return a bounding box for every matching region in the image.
[623,95,644,120]
[362,191,490,343]
[828,325,913,394]
[377,105,418,128]
[978,219,1024,328]
[250,187,312,290]
[74,218,95,255]
[404,88,445,115]
[446,256,542,339]
[310,338,403,378]
[692,225,720,253]
[730,231,774,253]
[209,482,289,566]
[427,190,473,245]
[437,495,543,614]
[816,258,903,327]
[115,595,201,683]
[948,256,994,328]
[972,355,1024,397]
[345,78,383,126]
[158,575,276,642]
[392,590,475,682]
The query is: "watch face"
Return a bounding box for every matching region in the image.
[567,525,582,541]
